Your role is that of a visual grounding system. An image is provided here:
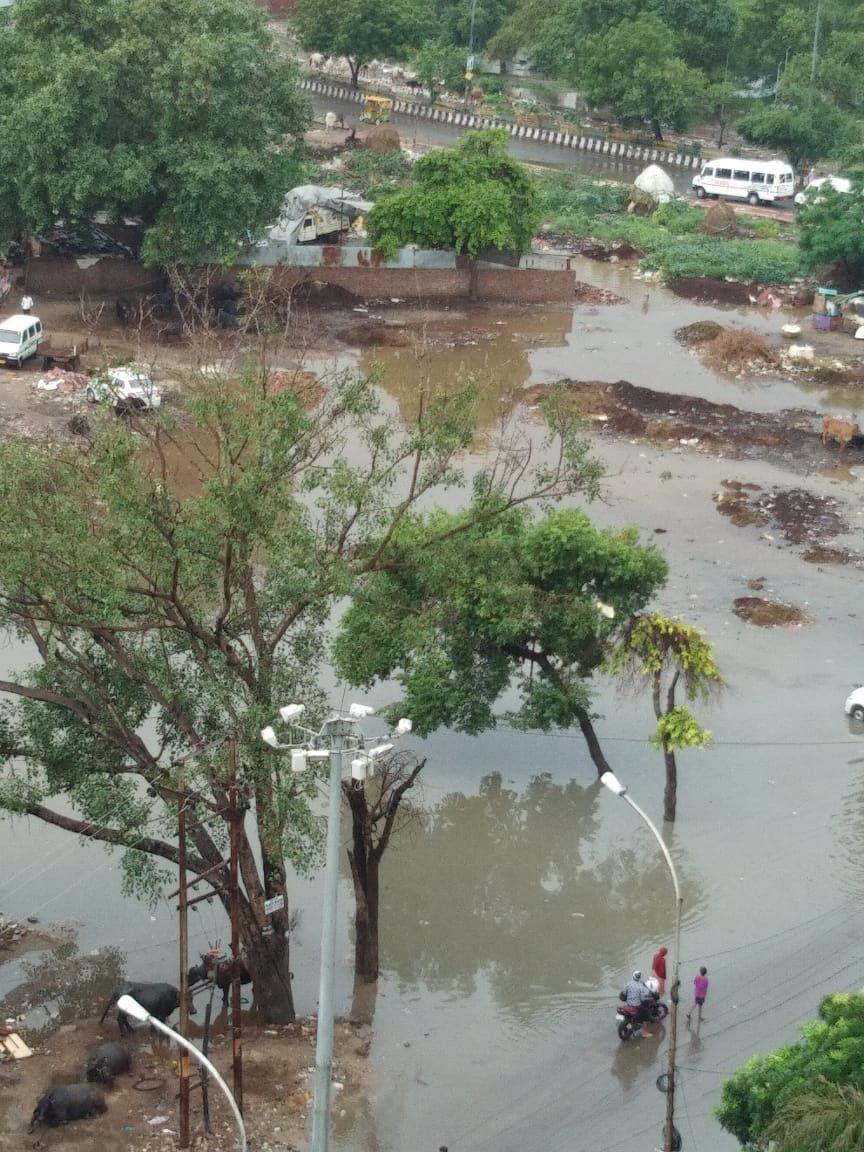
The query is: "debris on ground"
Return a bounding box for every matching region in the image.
[524,378,840,475]
[675,323,781,373]
[733,596,812,627]
[33,368,89,394]
[714,481,851,549]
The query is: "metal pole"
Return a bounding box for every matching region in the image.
[142,1012,247,1152]
[310,719,349,1152]
[178,791,191,1149]
[620,793,681,1152]
[228,734,243,1114]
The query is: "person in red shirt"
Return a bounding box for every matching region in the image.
[651,946,668,996]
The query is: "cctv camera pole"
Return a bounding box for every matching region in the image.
[228,733,243,1113]
[310,719,350,1152]
[178,786,191,1149]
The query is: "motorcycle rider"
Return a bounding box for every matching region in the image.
[624,970,656,1036]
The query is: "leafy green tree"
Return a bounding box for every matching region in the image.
[764,1080,864,1152]
[736,101,859,169]
[411,40,467,101]
[608,614,723,823]
[335,493,667,777]
[578,15,707,140]
[367,130,541,283]
[434,0,516,49]
[0,0,309,266]
[0,339,598,1019]
[718,992,864,1147]
[797,181,864,287]
[296,0,432,87]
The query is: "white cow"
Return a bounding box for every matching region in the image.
[309,52,325,69]
[324,111,338,132]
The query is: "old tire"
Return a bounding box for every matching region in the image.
[86,387,97,403]
[748,191,760,206]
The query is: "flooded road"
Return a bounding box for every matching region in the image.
[4,259,864,1152]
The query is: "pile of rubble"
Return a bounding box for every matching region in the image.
[34,368,89,394]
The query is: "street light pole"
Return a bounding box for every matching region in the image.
[310,719,350,1152]
[116,995,246,1152]
[261,704,412,1152]
[600,772,682,1152]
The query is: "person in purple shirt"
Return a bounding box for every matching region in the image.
[686,967,709,1026]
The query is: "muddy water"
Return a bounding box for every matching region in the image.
[4,263,864,1152]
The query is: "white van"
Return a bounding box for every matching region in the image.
[692,158,795,205]
[0,314,44,368]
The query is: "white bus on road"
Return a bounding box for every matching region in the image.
[692,158,795,205]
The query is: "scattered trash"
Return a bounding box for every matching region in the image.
[146,1115,170,1125]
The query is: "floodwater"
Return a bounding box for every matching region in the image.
[4,260,864,1152]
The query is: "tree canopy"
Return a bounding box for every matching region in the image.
[797,180,864,286]
[296,0,433,86]
[718,992,864,1148]
[335,488,667,774]
[0,0,309,266]
[366,129,541,258]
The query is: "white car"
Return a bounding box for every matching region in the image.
[86,367,161,410]
[794,176,853,206]
[844,686,864,721]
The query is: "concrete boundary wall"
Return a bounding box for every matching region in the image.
[300,77,700,169]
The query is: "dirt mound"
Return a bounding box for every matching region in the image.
[698,328,781,373]
[733,597,812,627]
[802,545,854,565]
[675,321,725,346]
[363,124,401,154]
[291,280,362,307]
[668,277,756,304]
[573,282,628,305]
[700,202,739,237]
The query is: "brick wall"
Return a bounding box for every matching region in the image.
[25,257,164,298]
[256,264,576,303]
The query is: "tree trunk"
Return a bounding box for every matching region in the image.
[663,740,677,824]
[577,711,613,777]
[468,258,479,300]
[245,927,295,1022]
[352,859,380,983]
[651,119,663,142]
[350,976,378,1025]
[348,57,361,88]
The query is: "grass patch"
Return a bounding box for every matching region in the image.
[538,172,802,283]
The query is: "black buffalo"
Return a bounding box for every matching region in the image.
[85,1041,132,1084]
[100,981,182,1035]
[30,1084,107,1130]
[188,952,252,1008]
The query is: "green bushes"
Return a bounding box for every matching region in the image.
[538,171,802,283]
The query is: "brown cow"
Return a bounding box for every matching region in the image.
[822,417,861,450]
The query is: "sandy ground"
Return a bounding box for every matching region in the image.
[0,931,371,1152]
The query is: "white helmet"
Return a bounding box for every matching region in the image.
[633,970,642,981]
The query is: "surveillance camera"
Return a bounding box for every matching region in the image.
[279,703,306,722]
[368,742,394,758]
[261,726,279,748]
[349,702,375,719]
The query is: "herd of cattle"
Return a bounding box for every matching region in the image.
[28,954,251,1132]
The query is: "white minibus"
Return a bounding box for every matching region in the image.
[692,158,795,205]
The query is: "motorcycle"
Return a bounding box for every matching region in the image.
[616,986,669,1041]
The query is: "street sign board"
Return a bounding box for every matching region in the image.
[264,894,285,915]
